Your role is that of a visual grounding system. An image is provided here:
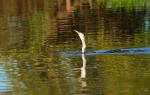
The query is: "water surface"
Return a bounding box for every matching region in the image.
[0,0,150,95]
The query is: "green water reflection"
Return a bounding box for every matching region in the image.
[0,0,150,95]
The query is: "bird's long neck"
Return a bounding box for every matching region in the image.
[74,30,86,53]
[81,36,86,53]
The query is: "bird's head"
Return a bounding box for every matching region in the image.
[74,30,84,38]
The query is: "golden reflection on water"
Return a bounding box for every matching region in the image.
[0,0,150,95]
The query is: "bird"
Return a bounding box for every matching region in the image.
[74,30,86,53]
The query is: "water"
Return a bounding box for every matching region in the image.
[0,0,150,95]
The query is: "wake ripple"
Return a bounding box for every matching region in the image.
[62,47,150,55]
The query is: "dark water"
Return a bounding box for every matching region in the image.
[0,0,150,95]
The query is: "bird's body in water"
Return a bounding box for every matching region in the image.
[71,30,150,55]
[74,30,86,53]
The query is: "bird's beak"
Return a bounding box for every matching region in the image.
[74,30,79,34]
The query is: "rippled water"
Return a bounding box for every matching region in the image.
[0,0,150,95]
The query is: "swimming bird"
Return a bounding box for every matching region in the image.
[74,30,86,53]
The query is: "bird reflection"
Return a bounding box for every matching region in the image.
[80,53,87,88]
